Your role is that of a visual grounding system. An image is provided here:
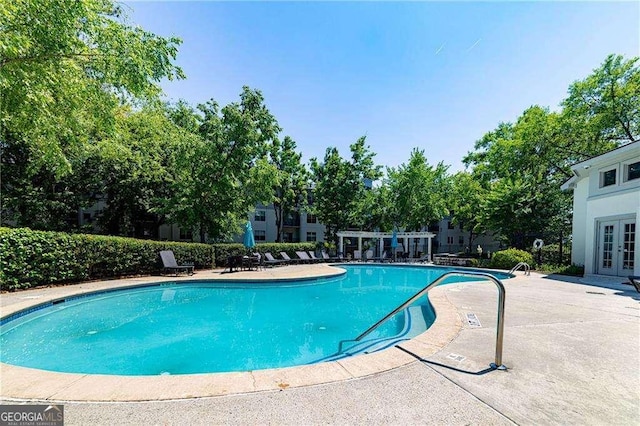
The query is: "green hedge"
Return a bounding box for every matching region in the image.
[490,248,534,270]
[536,263,584,276]
[212,242,317,266]
[0,227,214,291]
[530,242,571,266]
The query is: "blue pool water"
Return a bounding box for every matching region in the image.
[0,265,510,375]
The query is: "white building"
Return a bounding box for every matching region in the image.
[561,142,639,277]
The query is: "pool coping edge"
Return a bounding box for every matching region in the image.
[0,266,462,402]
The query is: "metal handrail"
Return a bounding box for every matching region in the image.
[337,271,507,370]
[509,262,530,275]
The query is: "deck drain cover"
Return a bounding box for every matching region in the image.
[586,291,606,295]
[446,353,466,362]
[466,313,482,327]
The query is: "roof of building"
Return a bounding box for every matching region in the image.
[560,141,639,190]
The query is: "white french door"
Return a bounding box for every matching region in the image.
[597,219,636,276]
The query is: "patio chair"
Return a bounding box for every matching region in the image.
[321,251,343,262]
[363,250,374,262]
[295,251,313,263]
[250,252,264,271]
[372,250,391,263]
[222,255,242,273]
[353,250,362,262]
[264,252,287,267]
[159,250,194,276]
[280,252,301,264]
[628,276,640,293]
[307,251,324,263]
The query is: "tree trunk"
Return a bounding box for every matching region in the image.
[467,229,475,254]
[274,202,283,243]
[559,229,563,265]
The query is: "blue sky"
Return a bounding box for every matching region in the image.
[124,1,639,173]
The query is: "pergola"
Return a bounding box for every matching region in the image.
[336,230,436,260]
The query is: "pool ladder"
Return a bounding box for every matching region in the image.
[337,271,507,370]
[509,262,531,276]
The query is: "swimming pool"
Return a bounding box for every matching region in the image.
[0,265,511,376]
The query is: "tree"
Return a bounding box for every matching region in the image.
[88,107,185,237]
[309,136,382,244]
[269,136,308,242]
[163,87,280,242]
[449,172,488,253]
[386,149,450,232]
[0,132,97,230]
[357,184,394,232]
[464,106,574,249]
[562,54,638,146]
[0,0,184,176]
[479,178,539,249]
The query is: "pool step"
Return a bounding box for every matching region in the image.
[317,305,429,363]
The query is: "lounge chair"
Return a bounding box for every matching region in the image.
[629,276,640,293]
[321,251,343,262]
[295,251,313,263]
[264,252,287,267]
[280,252,301,264]
[160,250,194,276]
[372,250,391,262]
[250,252,263,271]
[307,251,323,263]
[363,250,374,262]
[397,251,410,262]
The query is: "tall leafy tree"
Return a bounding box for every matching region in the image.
[1,0,184,230]
[0,105,187,234]
[479,178,543,249]
[309,136,382,243]
[164,87,280,242]
[464,106,573,248]
[386,149,450,232]
[0,135,97,230]
[449,171,488,252]
[357,184,394,232]
[269,136,308,242]
[0,0,184,176]
[88,107,185,237]
[562,54,638,147]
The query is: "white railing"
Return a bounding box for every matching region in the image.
[337,271,508,370]
[509,262,531,276]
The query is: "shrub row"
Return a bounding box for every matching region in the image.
[489,248,534,270]
[212,242,317,266]
[0,227,214,291]
[536,263,584,276]
[529,242,571,266]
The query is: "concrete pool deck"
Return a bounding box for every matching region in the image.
[1,264,639,424]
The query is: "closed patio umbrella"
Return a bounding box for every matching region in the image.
[243,221,255,250]
[391,229,398,261]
